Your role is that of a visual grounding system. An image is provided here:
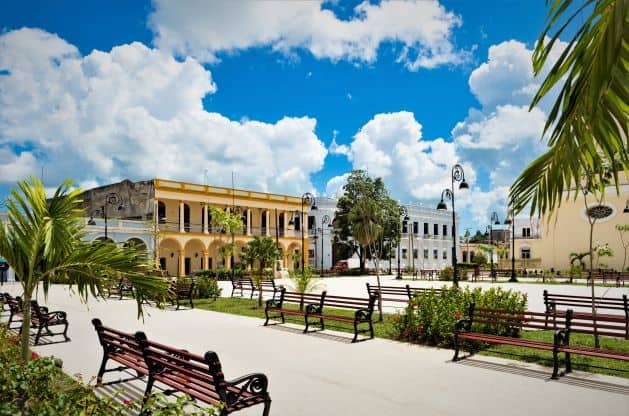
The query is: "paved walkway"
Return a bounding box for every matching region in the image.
[2,282,628,416]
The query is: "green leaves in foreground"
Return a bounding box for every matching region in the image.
[0,177,169,360]
[510,0,629,216]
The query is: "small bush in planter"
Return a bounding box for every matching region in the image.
[389,286,527,347]
[439,266,453,281]
[195,276,222,300]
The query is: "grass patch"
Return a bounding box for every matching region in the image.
[194,297,628,378]
[193,297,397,339]
[478,330,629,378]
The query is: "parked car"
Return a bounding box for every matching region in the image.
[332,260,349,271]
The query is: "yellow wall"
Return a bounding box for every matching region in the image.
[538,181,629,271]
[153,179,309,276]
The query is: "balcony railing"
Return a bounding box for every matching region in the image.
[157,223,302,238]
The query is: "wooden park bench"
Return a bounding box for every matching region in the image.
[107,277,134,300]
[29,299,69,345]
[617,271,629,287]
[543,290,628,337]
[555,310,629,375]
[231,277,255,298]
[135,331,271,415]
[453,302,567,379]
[365,283,444,319]
[92,318,148,385]
[259,279,278,300]
[169,280,195,310]
[264,288,324,326]
[419,269,439,280]
[4,294,24,329]
[304,292,378,342]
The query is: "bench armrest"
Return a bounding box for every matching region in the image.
[43,310,67,321]
[305,303,322,315]
[553,328,569,347]
[454,318,472,332]
[265,298,282,309]
[226,372,269,406]
[355,308,372,321]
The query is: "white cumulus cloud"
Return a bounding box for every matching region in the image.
[0,28,327,195]
[149,0,469,70]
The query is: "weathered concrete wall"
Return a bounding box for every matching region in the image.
[78,179,155,220]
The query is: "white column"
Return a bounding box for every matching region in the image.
[203,205,209,234]
[266,211,270,236]
[179,201,184,233]
[246,209,251,235]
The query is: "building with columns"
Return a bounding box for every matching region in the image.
[307,199,460,272]
[78,179,310,276]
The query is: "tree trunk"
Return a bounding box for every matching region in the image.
[589,222,600,348]
[20,291,32,361]
[359,247,366,274]
[376,256,382,322]
[258,262,264,307]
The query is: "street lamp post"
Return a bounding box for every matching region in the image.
[436,164,469,288]
[321,214,330,274]
[300,193,316,272]
[397,206,409,280]
[504,208,518,282]
[102,192,123,240]
[489,211,500,280]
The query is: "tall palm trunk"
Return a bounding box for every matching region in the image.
[20,291,32,360]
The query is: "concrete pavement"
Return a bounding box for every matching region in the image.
[2,281,628,416]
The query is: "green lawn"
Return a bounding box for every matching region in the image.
[194,297,628,378]
[193,297,397,339]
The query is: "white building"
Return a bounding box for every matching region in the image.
[307,199,460,272]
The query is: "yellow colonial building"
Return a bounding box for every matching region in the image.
[495,178,629,272]
[78,179,309,276]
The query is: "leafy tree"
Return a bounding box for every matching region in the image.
[0,178,167,361]
[468,230,486,243]
[510,0,628,216]
[334,170,400,273]
[209,206,243,268]
[569,251,590,270]
[242,236,280,307]
[472,252,488,266]
[349,198,385,319]
[615,224,629,271]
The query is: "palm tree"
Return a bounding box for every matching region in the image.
[349,199,384,320]
[0,177,168,361]
[510,0,628,215]
[243,236,280,307]
[209,206,244,269]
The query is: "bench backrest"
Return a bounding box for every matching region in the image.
[467,302,556,335]
[260,279,276,291]
[543,290,628,317]
[134,331,227,405]
[29,300,50,323]
[173,281,195,295]
[92,318,145,364]
[366,284,443,302]
[322,293,377,312]
[276,287,325,307]
[568,311,628,339]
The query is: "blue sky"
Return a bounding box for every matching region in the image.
[0,0,567,232]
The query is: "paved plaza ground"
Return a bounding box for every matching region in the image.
[2,277,628,415]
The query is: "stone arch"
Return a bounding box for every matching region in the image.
[159,238,182,277]
[286,242,302,271]
[184,239,205,274]
[124,237,149,259]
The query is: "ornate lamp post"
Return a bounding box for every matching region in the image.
[436,164,469,288]
[397,206,409,279]
[504,208,518,282]
[320,214,330,273]
[488,211,500,279]
[101,192,124,239]
[300,193,316,272]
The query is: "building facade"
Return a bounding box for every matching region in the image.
[79,179,310,276]
[307,200,460,272]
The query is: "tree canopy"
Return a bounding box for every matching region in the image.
[333,170,400,271]
[510,0,629,217]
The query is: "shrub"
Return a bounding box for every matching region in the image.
[338,268,363,276]
[388,286,527,347]
[439,266,453,281]
[193,270,216,279]
[195,276,222,299]
[288,267,324,294]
